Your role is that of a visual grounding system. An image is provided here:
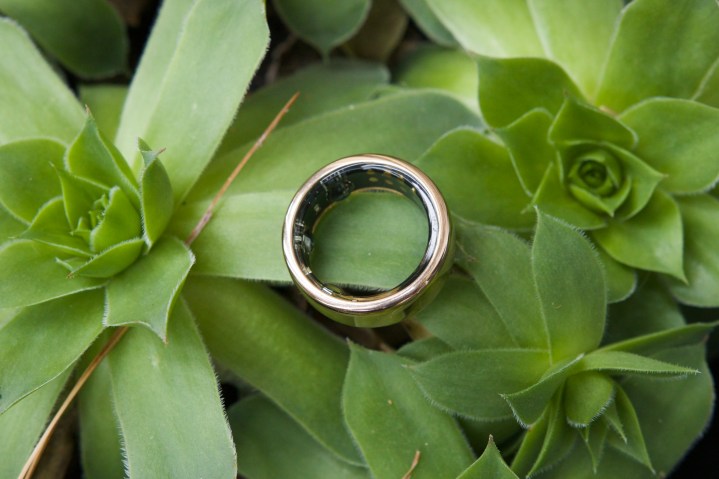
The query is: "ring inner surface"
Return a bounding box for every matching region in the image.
[292,162,438,300]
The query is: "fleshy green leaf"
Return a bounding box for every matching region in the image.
[0,204,24,243]
[477,56,581,128]
[666,195,719,306]
[617,345,713,474]
[607,387,653,471]
[0,289,104,413]
[592,191,685,279]
[88,187,142,252]
[218,60,389,156]
[694,59,719,107]
[564,372,615,428]
[229,395,370,479]
[603,144,665,221]
[78,333,124,479]
[581,419,609,472]
[510,408,549,475]
[66,116,139,206]
[395,45,478,111]
[274,0,370,54]
[183,276,361,464]
[79,85,128,141]
[345,0,408,62]
[549,97,637,148]
[425,0,543,57]
[606,277,685,342]
[310,192,427,289]
[599,322,718,357]
[495,108,555,194]
[620,98,719,194]
[72,238,144,278]
[456,221,548,350]
[525,395,577,477]
[417,275,516,350]
[503,355,583,427]
[0,0,127,77]
[115,0,269,202]
[188,91,481,202]
[527,0,623,98]
[108,300,236,478]
[579,350,698,377]
[176,93,481,283]
[397,337,453,362]
[416,129,533,229]
[139,153,173,248]
[21,198,91,257]
[105,236,194,339]
[532,163,607,230]
[0,18,83,144]
[596,247,636,303]
[0,138,65,222]
[0,372,69,479]
[55,167,108,232]
[457,437,519,479]
[532,212,606,360]
[596,0,719,111]
[343,345,474,478]
[397,0,457,46]
[0,240,104,308]
[409,349,550,421]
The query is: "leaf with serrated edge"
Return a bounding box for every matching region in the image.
[108,300,236,478]
[78,332,124,479]
[105,236,193,339]
[533,212,606,360]
[456,221,548,350]
[0,18,84,144]
[115,0,269,202]
[0,289,104,413]
[183,276,361,464]
[79,85,128,140]
[0,0,127,78]
[72,238,144,278]
[597,0,719,111]
[425,0,543,57]
[410,349,550,421]
[579,350,698,377]
[417,275,516,350]
[343,345,474,478]
[229,396,370,479]
[477,56,582,128]
[0,240,104,308]
[564,372,615,428]
[620,98,719,194]
[503,355,583,427]
[21,198,91,257]
[592,190,685,280]
[0,371,70,479]
[528,0,623,98]
[608,387,653,472]
[457,436,519,479]
[0,138,65,222]
[139,153,173,247]
[219,59,389,156]
[274,0,370,54]
[665,195,719,306]
[415,128,533,229]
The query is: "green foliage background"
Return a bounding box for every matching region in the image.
[0,0,717,478]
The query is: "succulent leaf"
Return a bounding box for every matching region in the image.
[564,372,615,428]
[139,151,173,248]
[457,437,519,479]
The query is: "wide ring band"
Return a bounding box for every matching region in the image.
[282,154,454,328]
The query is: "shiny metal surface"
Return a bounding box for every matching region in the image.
[282,154,454,327]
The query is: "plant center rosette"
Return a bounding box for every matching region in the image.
[474,56,719,305]
[0,115,194,340]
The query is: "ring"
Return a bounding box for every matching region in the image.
[282,154,454,328]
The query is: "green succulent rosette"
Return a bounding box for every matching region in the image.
[403,0,719,305]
